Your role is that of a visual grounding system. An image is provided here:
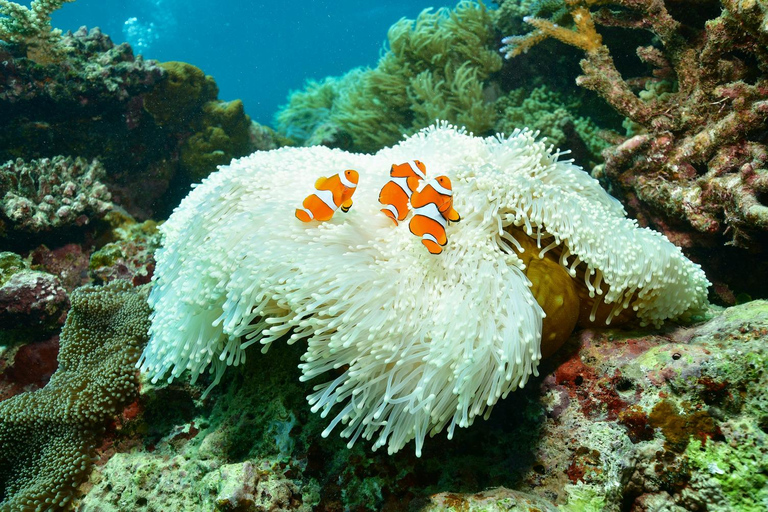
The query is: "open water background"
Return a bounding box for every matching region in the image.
[50,0,457,125]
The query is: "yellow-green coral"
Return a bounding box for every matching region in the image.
[276,1,501,153]
[144,61,257,181]
[686,420,768,512]
[143,61,219,128]
[0,0,75,61]
[0,281,150,511]
[179,99,254,181]
[494,86,610,166]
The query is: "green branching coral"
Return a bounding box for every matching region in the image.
[0,281,150,511]
[0,0,75,61]
[494,85,610,168]
[276,1,501,153]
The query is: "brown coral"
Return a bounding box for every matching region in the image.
[502,0,768,296]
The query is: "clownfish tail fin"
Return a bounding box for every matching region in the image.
[295,208,313,223]
[381,206,399,225]
[446,207,461,223]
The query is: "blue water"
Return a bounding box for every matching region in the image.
[50,0,458,126]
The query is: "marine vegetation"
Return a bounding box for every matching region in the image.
[139,123,709,457]
[500,0,768,291]
[276,1,502,153]
[0,280,150,511]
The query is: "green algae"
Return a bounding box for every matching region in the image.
[0,252,25,287]
[561,483,607,512]
[686,420,768,512]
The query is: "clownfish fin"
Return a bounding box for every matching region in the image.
[340,199,353,213]
[295,208,313,223]
[315,176,328,189]
[406,175,421,193]
[444,206,460,222]
[421,234,443,255]
[381,206,399,225]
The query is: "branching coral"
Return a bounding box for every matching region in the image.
[500,0,768,250]
[0,0,75,61]
[276,1,501,153]
[0,280,150,511]
[139,123,709,456]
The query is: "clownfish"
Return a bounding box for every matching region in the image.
[295,170,359,222]
[408,175,460,254]
[378,160,427,225]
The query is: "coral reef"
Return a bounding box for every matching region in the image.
[276,1,502,153]
[423,487,559,511]
[0,156,113,234]
[500,0,768,297]
[0,26,278,223]
[0,254,68,342]
[77,296,765,511]
[139,123,708,457]
[494,85,610,169]
[144,61,262,182]
[88,213,161,286]
[0,0,75,62]
[0,280,150,511]
[28,243,91,292]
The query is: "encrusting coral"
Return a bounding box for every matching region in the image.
[139,122,709,456]
[0,280,150,511]
[0,156,113,234]
[500,0,768,251]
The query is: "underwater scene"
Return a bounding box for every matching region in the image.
[0,0,766,511]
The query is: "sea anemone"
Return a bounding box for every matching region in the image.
[139,123,709,456]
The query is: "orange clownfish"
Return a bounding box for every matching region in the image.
[378,160,427,225]
[408,175,460,254]
[295,170,359,222]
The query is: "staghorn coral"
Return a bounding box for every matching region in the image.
[0,280,150,511]
[139,122,708,457]
[500,0,768,253]
[276,1,501,153]
[0,156,113,234]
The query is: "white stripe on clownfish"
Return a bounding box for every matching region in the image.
[418,177,452,196]
[413,202,447,228]
[340,173,357,188]
[314,188,337,211]
[407,160,426,179]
